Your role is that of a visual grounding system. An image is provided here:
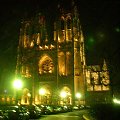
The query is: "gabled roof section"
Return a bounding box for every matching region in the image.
[87,65,101,72]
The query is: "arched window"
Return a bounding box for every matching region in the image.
[58,52,65,75]
[66,15,72,42]
[66,52,71,75]
[39,85,52,104]
[60,86,72,105]
[61,16,65,30]
[58,16,65,43]
[38,55,54,74]
[21,88,30,105]
[74,49,79,68]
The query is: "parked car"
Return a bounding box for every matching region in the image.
[0,105,30,120]
[0,110,7,120]
[24,104,41,119]
[52,105,63,114]
[37,105,47,115]
[38,105,55,115]
[18,106,30,120]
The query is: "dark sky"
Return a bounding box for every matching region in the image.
[0,0,120,92]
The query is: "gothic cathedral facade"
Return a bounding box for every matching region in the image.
[15,2,111,105]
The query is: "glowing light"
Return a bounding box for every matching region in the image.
[58,36,61,42]
[50,44,55,49]
[13,79,22,89]
[39,88,46,95]
[39,46,43,50]
[60,91,67,98]
[45,45,48,49]
[74,38,78,41]
[115,27,120,32]
[30,41,34,47]
[76,93,82,99]
[49,70,52,73]
[27,93,31,97]
[113,98,120,104]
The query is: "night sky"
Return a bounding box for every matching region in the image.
[0,0,120,93]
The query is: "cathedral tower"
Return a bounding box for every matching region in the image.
[15,1,111,105]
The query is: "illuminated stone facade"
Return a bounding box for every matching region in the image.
[85,60,111,104]
[15,2,111,105]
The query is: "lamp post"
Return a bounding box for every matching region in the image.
[13,79,23,105]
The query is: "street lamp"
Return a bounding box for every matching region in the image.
[113,98,120,104]
[13,79,23,90]
[39,88,46,95]
[76,93,82,99]
[13,79,23,104]
[60,91,67,105]
[60,91,67,98]
[76,92,82,105]
[39,88,46,104]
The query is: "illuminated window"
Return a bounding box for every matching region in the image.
[60,86,72,105]
[66,29,72,42]
[21,65,31,77]
[86,69,110,91]
[66,52,71,75]
[30,40,34,47]
[58,30,65,43]
[36,33,41,45]
[38,55,54,74]
[23,35,27,48]
[74,49,79,68]
[25,66,31,77]
[58,17,65,43]
[58,52,65,75]
[21,65,26,75]
[54,31,57,41]
[58,51,71,76]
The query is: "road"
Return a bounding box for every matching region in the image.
[39,110,89,120]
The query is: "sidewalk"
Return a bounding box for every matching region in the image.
[83,114,96,120]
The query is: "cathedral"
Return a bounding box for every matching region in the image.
[15,1,111,105]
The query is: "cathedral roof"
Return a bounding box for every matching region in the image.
[87,65,101,72]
